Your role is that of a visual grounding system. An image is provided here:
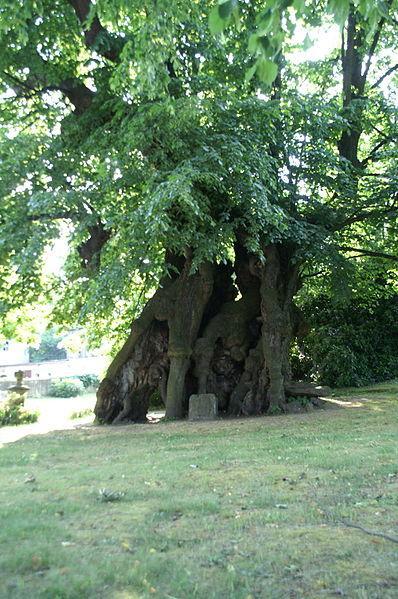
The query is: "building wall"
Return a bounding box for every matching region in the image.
[0,355,109,400]
[0,355,108,381]
[0,341,30,366]
[0,378,51,399]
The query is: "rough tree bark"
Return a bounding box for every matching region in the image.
[94,242,302,422]
[95,254,214,423]
[260,245,299,411]
[164,257,214,418]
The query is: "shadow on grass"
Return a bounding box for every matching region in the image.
[1,380,396,448]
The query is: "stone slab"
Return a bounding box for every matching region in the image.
[188,393,218,421]
[285,382,331,397]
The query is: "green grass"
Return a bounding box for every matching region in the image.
[25,393,97,419]
[69,408,94,420]
[0,383,397,599]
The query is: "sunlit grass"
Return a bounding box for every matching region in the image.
[0,384,397,598]
[0,394,96,445]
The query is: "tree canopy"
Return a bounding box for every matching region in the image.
[0,0,397,419]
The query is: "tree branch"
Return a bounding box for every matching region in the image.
[2,70,40,95]
[361,0,392,84]
[341,519,398,544]
[27,212,80,222]
[360,136,396,167]
[1,70,94,114]
[301,269,328,279]
[335,203,398,230]
[58,79,94,114]
[371,63,398,89]
[67,0,123,62]
[338,246,398,261]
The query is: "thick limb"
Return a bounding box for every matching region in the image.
[95,277,176,423]
[165,354,191,419]
[95,319,169,423]
[192,251,261,413]
[260,245,298,411]
[165,262,214,418]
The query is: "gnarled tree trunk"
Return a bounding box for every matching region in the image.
[95,254,213,423]
[165,259,213,418]
[260,244,299,412]
[94,243,301,423]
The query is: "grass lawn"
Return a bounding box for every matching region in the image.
[25,393,97,422]
[0,384,397,598]
[0,394,97,446]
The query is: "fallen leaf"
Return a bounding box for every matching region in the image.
[31,555,42,570]
[121,541,134,553]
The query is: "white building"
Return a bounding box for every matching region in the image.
[0,341,30,366]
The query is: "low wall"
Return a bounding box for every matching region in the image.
[0,379,52,398]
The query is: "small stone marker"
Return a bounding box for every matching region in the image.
[188,394,218,421]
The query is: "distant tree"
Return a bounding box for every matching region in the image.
[29,329,67,363]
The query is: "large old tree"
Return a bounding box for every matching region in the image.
[0,1,397,421]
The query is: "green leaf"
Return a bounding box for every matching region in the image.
[219,0,233,20]
[256,57,278,85]
[328,0,350,27]
[248,33,258,55]
[244,63,257,83]
[209,6,225,35]
[303,33,313,50]
[232,4,241,30]
[259,35,270,51]
[377,1,390,19]
[292,0,306,14]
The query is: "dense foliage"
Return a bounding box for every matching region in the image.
[0,0,397,418]
[78,373,100,389]
[0,403,38,426]
[294,294,398,386]
[0,1,396,338]
[48,378,84,398]
[29,328,67,363]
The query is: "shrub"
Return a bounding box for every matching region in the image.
[48,379,84,398]
[78,374,100,389]
[293,295,398,387]
[286,395,312,407]
[0,404,39,427]
[70,408,93,420]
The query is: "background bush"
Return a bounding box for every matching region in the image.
[149,389,165,409]
[0,404,38,427]
[293,295,398,387]
[48,379,84,398]
[78,374,100,389]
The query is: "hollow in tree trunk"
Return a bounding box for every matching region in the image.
[95,244,301,423]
